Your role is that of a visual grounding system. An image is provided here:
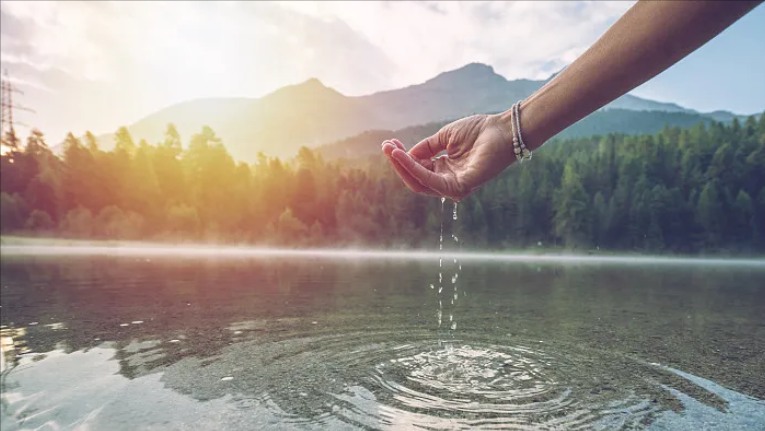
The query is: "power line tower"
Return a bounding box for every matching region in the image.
[1,69,35,151]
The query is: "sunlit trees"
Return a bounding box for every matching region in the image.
[0,112,763,254]
[60,207,95,238]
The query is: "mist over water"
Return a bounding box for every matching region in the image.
[1,249,764,430]
[2,243,764,268]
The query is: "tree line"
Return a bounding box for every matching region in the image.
[1,112,764,254]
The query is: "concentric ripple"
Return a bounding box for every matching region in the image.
[372,341,569,412]
[205,329,690,430]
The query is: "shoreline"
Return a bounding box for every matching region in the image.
[2,235,764,267]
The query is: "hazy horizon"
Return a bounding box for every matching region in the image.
[3,239,765,268]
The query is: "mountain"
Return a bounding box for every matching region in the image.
[93,79,381,158]
[317,109,725,161]
[88,62,751,162]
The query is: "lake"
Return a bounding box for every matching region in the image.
[1,247,764,430]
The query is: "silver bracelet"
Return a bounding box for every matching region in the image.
[511,101,532,163]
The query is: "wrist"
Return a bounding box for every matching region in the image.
[498,97,548,153]
[497,96,549,157]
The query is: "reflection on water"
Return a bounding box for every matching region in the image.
[1,253,764,430]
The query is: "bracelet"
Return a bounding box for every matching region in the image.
[510,101,533,163]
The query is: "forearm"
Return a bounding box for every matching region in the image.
[502,0,762,151]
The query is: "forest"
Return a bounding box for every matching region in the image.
[1,112,764,255]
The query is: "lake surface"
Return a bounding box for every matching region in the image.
[1,248,764,430]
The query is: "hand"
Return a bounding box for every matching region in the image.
[381,114,518,202]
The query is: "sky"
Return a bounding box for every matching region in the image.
[1,0,764,146]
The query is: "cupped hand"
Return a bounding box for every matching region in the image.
[381,114,518,202]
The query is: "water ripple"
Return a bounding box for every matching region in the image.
[228,330,674,430]
[3,329,762,430]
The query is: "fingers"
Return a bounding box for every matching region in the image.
[391,138,434,170]
[391,148,451,198]
[381,141,437,196]
[408,133,446,161]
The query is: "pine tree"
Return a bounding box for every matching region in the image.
[732,190,754,250]
[696,180,723,249]
[553,160,591,248]
[62,133,98,211]
[592,192,608,247]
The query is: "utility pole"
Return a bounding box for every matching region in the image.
[1,69,35,151]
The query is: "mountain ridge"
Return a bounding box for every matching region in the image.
[84,62,751,161]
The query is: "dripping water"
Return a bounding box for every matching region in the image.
[451,201,460,331]
[434,198,463,336]
[439,198,445,252]
[438,197,445,330]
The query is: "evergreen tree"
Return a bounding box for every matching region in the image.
[553,160,591,248]
[1,114,763,255]
[732,190,754,249]
[696,180,723,248]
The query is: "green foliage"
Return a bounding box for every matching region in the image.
[553,160,592,248]
[1,113,764,254]
[696,180,723,247]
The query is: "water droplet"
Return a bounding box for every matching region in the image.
[131,320,143,325]
[429,284,434,289]
[221,376,233,381]
[119,323,129,327]
[451,322,457,330]
[169,339,180,343]
[453,202,458,220]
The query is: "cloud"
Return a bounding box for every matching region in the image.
[1,1,635,94]
[0,0,637,143]
[272,1,636,88]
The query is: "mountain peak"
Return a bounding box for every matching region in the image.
[300,77,326,88]
[459,62,496,73]
[266,77,343,101]
[426,62,506,87]
[446,62,498,77]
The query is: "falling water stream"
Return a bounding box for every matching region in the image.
[434,199,462,342]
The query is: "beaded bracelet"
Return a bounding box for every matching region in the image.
[510,101,533,163]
